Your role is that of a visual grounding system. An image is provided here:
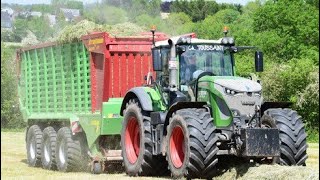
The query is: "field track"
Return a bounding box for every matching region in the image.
[1,131,319,180]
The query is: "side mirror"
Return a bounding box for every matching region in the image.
[255,51,263,72]
[152,48,162,71]
[177,45,186,54]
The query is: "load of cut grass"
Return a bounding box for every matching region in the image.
[56,20,147,43]
[106,22,147,37]
[56,20,104,43]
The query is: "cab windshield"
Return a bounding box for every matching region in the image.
[179,44,234,85]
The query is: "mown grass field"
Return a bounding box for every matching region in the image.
[1,131,319,180]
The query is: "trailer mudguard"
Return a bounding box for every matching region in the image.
[120,87,153,115]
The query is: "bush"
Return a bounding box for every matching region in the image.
[260,58,318,135]
[261,58,316,102]
[1,29,22,42]
[296,69,319,132]
[1,42,25,129]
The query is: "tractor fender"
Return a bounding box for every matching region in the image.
[261,101,292,115]
[163,101,207,135]
[120,87,153,116]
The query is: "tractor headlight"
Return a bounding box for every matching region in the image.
[254,91,261,96]
[228,38,234,44]
[225,88,237,95]
[178,37,191,44]
[186,37,191,43]
[221,38,228,44]
[221,37,235,45]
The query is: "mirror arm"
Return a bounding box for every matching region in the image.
[233,46,258,53]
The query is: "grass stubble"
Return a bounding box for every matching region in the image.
[1,132,319,180]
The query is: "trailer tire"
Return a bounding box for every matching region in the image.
[26,124,43,167]
[262,108,308,166]
[41,126,57,170]
[166,108,218,179]
[55,127,82,172]
[121,99,168,176]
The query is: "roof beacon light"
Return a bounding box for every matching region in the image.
[223,26,229,37]
[151,25,156,46]
[151,25,156,32]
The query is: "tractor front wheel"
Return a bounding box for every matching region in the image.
[262,108,308,166]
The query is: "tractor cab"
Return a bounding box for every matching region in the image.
[151,27,263,107]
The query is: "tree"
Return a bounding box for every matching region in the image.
[31,4,54,13]
[161,1,172,12]
[27,16,53,41]
[129,0,162,20]
[171,0,219,22]
[253,0,319,60]
[170,0,242,22]
[1,42,24,128]
[83,4,128,25]
[13,18,28,42]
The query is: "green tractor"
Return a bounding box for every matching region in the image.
[119,29,308,179]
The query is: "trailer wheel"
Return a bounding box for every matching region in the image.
[166,108,218,179]
[26,124,43,167]
[262,108,308,166]
[56,127,82,172]
[41,126,57,170]
[121,99,168,176]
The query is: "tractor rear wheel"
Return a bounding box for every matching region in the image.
[262,108,308,166]
[26,125,43,167]
[55,127,82,172]
[121,99,168,176]
[166,108,218,179]
[41,126,57,170]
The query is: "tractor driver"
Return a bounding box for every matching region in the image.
[180,55,197,85]
[180,55,197,101]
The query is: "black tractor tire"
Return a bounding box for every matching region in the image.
[55,127,83,172]
[262,108,308,166]
[41,126,57,170]
[166,108,218,179]
[121,99,169,176]
[26,125,43,167]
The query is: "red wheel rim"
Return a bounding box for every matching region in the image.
[170,126,185,168]
[125,116,140,164]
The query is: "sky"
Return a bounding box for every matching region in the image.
[2,0,255,6]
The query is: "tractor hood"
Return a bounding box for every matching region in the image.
[201,76,262,92]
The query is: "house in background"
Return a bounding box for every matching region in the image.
[1,7,14,16]
[160,12,170,19]
[30,11,42,17]
[60,8,80,22]
[45,14,56,27]
[1,8,13,29]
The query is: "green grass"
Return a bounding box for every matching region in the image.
[1,128,25,132]
[1,131,319,180]
[307,128,319,143]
